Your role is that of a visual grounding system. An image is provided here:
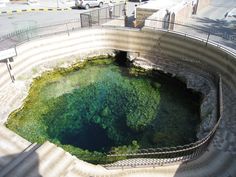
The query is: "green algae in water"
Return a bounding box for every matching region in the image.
[7,57,200,164]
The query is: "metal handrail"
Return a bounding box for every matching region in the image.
[143,18,236,57]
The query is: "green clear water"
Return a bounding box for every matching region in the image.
[7,57,200,163]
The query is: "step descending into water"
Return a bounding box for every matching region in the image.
[0,143,40,177]
[0,125,31,170]
[0,141,77,177]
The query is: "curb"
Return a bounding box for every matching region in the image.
[0,7,71,15]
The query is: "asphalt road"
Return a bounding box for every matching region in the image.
[0,2,137,36]
[0,8,103,36]
[0,0,234,50]
[186,0,236,50]
[196,0,236,19]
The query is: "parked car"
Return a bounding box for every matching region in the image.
[75,0,104,9]
[224,8,236,29]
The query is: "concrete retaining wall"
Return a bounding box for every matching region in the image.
[136,7,158,27]
[197,0,211,12]
[174,2,192,24]
[0,27,235,177]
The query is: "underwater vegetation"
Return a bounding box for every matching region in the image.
[7,56,200,164]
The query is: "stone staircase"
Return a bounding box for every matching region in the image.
[0,81,28,124]
[0,125,31,171]
[0,130,111,177]
[0,143,40,177]
[0,140,78,177]
[0,126,79,177]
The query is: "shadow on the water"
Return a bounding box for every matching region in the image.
[148,70,201,147]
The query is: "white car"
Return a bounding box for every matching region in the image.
[225,8,236,29]
[75,0,104,9]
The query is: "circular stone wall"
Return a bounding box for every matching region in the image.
[0,27,235,177]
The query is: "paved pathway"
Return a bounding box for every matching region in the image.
[0,1,133,36]
[184,0,236,50]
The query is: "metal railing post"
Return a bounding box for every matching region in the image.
[5,59,15,83]
[119,3,121,17]
[66,23,70,36]
[26,30,29,41]
[98,9,100,25]
[206,32,210,46]
[90,12,92,27]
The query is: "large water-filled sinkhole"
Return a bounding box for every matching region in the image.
[7,57,201,163]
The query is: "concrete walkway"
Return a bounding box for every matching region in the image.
[183,0,236,50]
